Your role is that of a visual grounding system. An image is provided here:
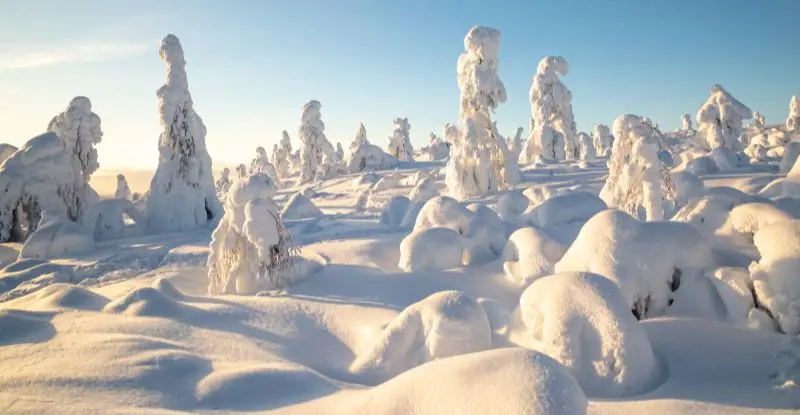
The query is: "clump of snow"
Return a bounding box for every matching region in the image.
[398,227,463,272]
[502,227,566,285]
[298,100,338,183]
[497,190,529,225]
[31,283,109,311]
[445,25,518,200]
[350,290,492,383]
[379,196,411,229]
[786,96,800,131]
[519,272,660,397]
[207,173,298,295]
[696,85,752,150]
[729,202,793,237]
[146,34,222,233]
[280,192,323,220]
[523,56,575,163]
[386,117,414,162]
[372,174,401,193]
[19,220,95,260]
[556,210,714,319]
[749,220,800,334]
[707,267,756,325]
[83,199,145,241]
[592,124,613,157]
[349,123,370,155]
[408,176,438,203]
[671,187,767,246]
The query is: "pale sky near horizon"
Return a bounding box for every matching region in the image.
[1,0,799,171]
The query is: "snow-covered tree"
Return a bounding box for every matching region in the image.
[786,96,800,131]
[577,132,596,160]
[207,173,297,295]
[215,167,232,199]
[443,123,459,145]
[387,117,414,161]
[350,123,370,154]
[593,124,613,156]
[753,111,765,130]
[280,130,292,155]
[249,146,278,185]
[146,34,222,233]
[509,127,523,161]
[236,163,248,179]
[270,144,288,181]
[417,132,451,161]
[336,142,345,163]
[445,25,519,200]
[114,174,132,200]
[696,85,752,150]
[298,100,337,183]
[523,56,576,163]
[681,114,693,132]
[600,114,676,221]
[47,96,103,221]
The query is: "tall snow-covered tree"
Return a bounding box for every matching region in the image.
[786,96,800,131]
[522,56,576,163]
[114,174,132,200]
[236,163,248,179]
[696,85,752,150]
[681,114,694,132]
[280,130,293,157]
[271,143,290,180]
[250,146,278,185]
[146,34,222,233]
[47,96,103,221]
[593,124,613,156]
[335,142,345,163]
[298,100,337,183]
[387,118,414,161]
[445,25,519,200]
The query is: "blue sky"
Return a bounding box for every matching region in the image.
[1,0,798,169]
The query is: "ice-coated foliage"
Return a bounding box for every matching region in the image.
[249,146,279,185]
[519,272,660,397]
[786,96,800,131]
[215,167,232,200]
[600,114,675,221]
[592,124,613,156]
[350,290,492,383]
[577,132,595,160]
[696,85,752,150]
[147,34,222,233]
[298,100,337,183]
[207,173,296,295]
[524,56,575,163]
[502,227,566,285]
[113,174,132,201]
[387,117,414,162]
[556,210,714,320]
[749,220,800,334]
[0,132,80,242]
[446,25,518,200]
[681,113,694,132]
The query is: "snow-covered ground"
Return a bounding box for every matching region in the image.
[2,157,799,414]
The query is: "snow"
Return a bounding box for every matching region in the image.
[502,226,566,285]
[524,56,575,163]
[83,198,145,241]
[386,117,414,161]
[298,100,338,183]
[19,219,95,260]
[280,192,323,220]
[786,95,800,131]
[408,176,439,203]
[750,220,800,334]
[696,85,752,150]
[415,132,451,161]
[518,272,660,397]
[497,189,529,225]
[113,174,132,200]
[592,124,613,157]
[345,143,398,174]
[379,195,411,228]
[399,227,463,272]
[0,143,17,164]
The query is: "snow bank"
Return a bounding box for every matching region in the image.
[502,227,566,285]
[379,196,411,229]
[408,176,438,203]
[281,192,323,220]
[497,190,529,225]
[556,210,714,319]
[398,227,463,272]
[750,220,800,334]
[350,290,492,383]
[527,191,605,229]
[19,220,94,260]
[670,171,706,208]
[519,272,660,397]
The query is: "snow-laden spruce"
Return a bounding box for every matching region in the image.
[696,85,752,150]
[387,117,414,161]
[47,96,103,222]
[249,146,278,185]
[345,124,398,173]
[207,173,297,295]
[577,132,595,160]
[146,34,222,233]
[84,198,146,241]
[113,174,132,200]
[600,114,675,221]
[445,25,518,200]
[274,130,293,179]
[522,56,576,163]
[681,113,694,132]
[786,95,800,131]
[298,100,337,183]
[592,124,613,156]
[519,272,660,397]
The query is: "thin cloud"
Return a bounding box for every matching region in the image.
[0,40,153,71]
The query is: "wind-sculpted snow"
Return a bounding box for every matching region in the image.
[750,220,800,334]
[281,192,323,220]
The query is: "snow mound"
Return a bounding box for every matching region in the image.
[497,190,530,225]
[556,210,714,319]
[351,173,379,189]
[671,187,766,244]
[408,176,438,203]
[345,143,398,173]
[412,196,474,234]
[780,142,800,173]
[151,277,186,300]
[19,220,94,260]
[103,286,193,318]
[350,290,492,383]
[281,192,323,220]
[707,267,755,325]
[399,201,424,229]
[729,203,793,236]
[398,227,463,272]
[519,272,660,397]
[353,348,587,415]
[671,171,706,208]
[379,196,411,228]
[502,227,566,286]
[196,363,339,410]
[527,191,606,229]
[750,221,800,334]
[31,283,109,310]
[0,310,53,345]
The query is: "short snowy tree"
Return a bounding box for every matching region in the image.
[215,167,232,199]
[350,123,370,154]
[593,124,613,156]
[577,132,596,160]
[335,142,345,163]
[249,146,278,185]
[236,163,248,179]
[753,111,765,130]
[114,174,132,200]
[696,85,752,150]
[445,25,519,200]
[46,96,103,222]
[417,132,451,161]
[523,56,576,163]
[207,173,297,295]
[270,143,289,181]
[786,96,800,131]
[387,117,414,161]
[681,114,694,132]
[600,114,676,221]
[298,100,337,183]
[146,34,222,233]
